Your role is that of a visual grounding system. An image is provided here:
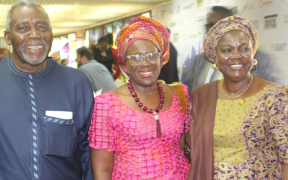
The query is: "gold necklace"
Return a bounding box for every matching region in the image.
[220,75,253,99]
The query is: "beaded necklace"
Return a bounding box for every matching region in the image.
[127,79,164,137]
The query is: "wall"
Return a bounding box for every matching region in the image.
[152,0,288,85]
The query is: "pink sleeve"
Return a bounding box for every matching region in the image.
[88,93,115,151]
[182,84,191,133]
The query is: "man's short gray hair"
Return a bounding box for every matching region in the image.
[6,0,50,32]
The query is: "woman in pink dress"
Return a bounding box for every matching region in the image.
[88,16,190,179]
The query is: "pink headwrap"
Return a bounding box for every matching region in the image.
[115,16,170,74]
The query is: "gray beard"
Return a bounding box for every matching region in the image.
[22,50,48,65]
[21,40,49,65]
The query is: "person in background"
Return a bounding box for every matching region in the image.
[158,28,179,84]
[60,58,68,66]
[88,16,190,179]
[0,0,94,179]
[51,51,60,63]
[90,36,115,73]
[106,33,120,80]
[89,37,97,47]
[188,16,288,180]
[76,47,116,95]
[0,48,12,59]
[189,6,285,93]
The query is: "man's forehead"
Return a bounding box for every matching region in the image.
[11,5,49,24]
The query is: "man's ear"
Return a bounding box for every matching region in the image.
[4,31,12,45]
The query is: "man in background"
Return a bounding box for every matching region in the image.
[51,51,60,63]
[76,47,116,95]
[0,0,93,179]
[89,37,97,47]
[0,48,12,59]
[189,6,285,93]
[158,28,179,84]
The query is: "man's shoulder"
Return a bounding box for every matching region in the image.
[195,52,206,58]
[50,59,88,80]
[254,50,274,62]
[79,60,108,72]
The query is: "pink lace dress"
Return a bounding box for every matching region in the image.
[88,84,190,179]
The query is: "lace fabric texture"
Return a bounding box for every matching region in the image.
[88,84,190,179]
[213,84,288,180]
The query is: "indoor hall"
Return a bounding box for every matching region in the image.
[1,0,288,180]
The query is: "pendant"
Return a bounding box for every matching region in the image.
[153,111,162,137]
[239,99,246,104]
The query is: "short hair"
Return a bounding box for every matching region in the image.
[76,47,94,61]
[212,6,233,16]
[6,0,50,32]
[98,36,109,44]
[105,33,113,45]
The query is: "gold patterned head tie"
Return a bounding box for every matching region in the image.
[204,16,258,64]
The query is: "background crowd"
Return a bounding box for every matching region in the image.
[0,0,288,180]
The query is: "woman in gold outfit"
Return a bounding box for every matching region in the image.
[187,16,288,180]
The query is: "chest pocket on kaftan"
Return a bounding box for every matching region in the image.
[42,116,77,157]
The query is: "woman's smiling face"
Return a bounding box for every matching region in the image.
[126,39,161,87]
[216,30,254,81]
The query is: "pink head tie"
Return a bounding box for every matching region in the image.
[115,16,170,75]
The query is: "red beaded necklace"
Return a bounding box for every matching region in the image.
[127,79,164,137]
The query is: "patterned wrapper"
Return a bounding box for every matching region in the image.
[115,16,170,75]
[204,16,258,64]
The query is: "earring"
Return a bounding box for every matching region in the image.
[213,63,219,70]
[254,59,258,65]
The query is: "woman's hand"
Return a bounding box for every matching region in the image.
[282,164,288,180]
[91,148,114,180]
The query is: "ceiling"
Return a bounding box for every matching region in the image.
[0,0,172,38]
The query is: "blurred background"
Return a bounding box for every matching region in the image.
[0,0,287,84]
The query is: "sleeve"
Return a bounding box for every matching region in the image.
[182,84,191,133]
[74,73,94,180]
[88,93,115,152]
[253,51,286,85]
[269,86,288,164]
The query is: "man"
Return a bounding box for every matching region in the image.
[51,51,60,63]
[0,48,12,59]
[76,47,116,95]
[0,1,93,179]
[89,37,96,47]
[158,28,179,84]
[189,6,285,93]
[90,36,115,73]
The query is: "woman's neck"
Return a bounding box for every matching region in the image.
[222,75,252,95]
[131,81,159,96]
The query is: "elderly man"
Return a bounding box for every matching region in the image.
[189,6,285,93]
[89,37,97,47]
[76,47,116,95]
[0,48,12,59]
[0,0,93,180]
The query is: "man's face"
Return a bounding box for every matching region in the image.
[52,51,60,63]
[0,49,12,59]
[89,38,96,46]
[76,53,83,67]
[4,5,52,65]
[206,11,229,33]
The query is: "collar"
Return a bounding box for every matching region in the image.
[8,57,52,78]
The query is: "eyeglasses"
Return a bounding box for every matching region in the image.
[205,22,217,31]
[126,52,161,66]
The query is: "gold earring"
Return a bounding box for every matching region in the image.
[213,63,219,70]
[254,59,258,65]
